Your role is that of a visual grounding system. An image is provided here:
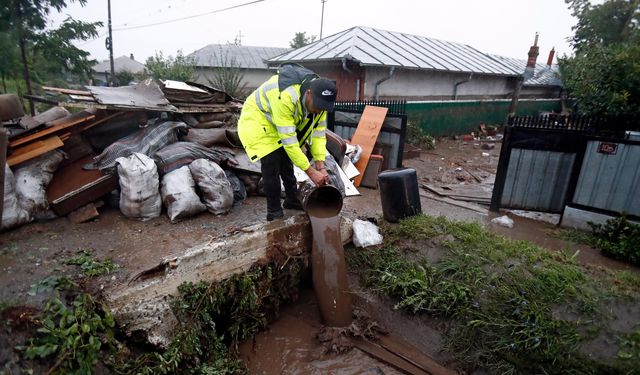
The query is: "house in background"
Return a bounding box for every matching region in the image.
[267,26,561,102]
[92,54,146,85]
[188,44,290,94]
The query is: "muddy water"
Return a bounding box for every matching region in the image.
[307,204,353,327]
[490,214,640,272]
[238,289,401,375]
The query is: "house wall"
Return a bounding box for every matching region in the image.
[362,66,518,100]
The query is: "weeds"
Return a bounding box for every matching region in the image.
[348,214,639,374]
[406,121,435,150]
[63,249,119,277]
[115,256,306,374]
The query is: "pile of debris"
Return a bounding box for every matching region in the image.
[0,79,257,230]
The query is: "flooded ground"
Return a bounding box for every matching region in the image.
[2,137,637,373]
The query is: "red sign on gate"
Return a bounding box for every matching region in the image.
[597,142,618,155]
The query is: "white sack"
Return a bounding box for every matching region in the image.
[352,219,383,248]
[14,150,65,217]
[188,159,233,215]
[491,215,514,228]
[2,164,30,230]
[160,165,206,223]
[116,153,162,221]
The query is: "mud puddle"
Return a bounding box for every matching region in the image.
[489,214,640,272]
[237,288,401,375]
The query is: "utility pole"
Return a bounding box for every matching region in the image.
[107,0,115,86]
[320,0,326,40]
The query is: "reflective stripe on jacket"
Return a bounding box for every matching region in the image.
[237,73,327,171]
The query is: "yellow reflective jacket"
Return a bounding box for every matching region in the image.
[237,65,327,171]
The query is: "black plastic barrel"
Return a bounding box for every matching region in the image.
[378,168,421,222]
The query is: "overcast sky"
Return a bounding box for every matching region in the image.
[50,0,578,64]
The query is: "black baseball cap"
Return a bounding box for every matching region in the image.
[309,78,337,111]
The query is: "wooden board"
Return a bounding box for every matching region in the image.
[7,135,64,166]
[9,112,95,147]
[42,86,91,96]
[350,105,388,186]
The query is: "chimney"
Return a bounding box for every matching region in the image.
[524,32,539,79]
[130,53,135,60]
[546,47,555,67]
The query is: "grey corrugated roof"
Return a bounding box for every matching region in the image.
[189,44,290,69]
[488,54,562,86]
[268,26,523,76]
[93,55,146,74]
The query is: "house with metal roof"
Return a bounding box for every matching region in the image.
[267,26,561,101]
[188,44,290,95]
[92,54,146,85]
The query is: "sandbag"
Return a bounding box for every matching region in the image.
[160,166,206,223]
[115,153,161,221]
[153,141,235,175]
[2,164,30,230]
[94,120,188,171]
[14,150,65,218]
[225,170,247,204]
[313,154,345,197]
[189,159,233,215]
[182,128,242,148]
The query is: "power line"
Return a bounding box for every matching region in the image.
[113,0,265,32]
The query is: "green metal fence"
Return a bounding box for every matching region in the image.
[407,99,562,136]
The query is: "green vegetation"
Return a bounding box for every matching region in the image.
[205,46,248,99]
[559,216,640,266]
[406,121,436,150]
[145,50,196,82]
[115,259,305,374]
[559,0,640,116]
[19,294,116,375]
[348,215,640,374]
[289,31,316,48]
[63,249,120,277]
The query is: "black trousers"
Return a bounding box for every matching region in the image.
[260,147,298,214]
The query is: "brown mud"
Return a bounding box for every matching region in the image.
[237,289,402,375]
[305,185,352,327]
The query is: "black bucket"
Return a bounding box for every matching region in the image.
[378,168,421,223]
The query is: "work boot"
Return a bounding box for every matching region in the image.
[283,196,304,211]
[266,209,284,221]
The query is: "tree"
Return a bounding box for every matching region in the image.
[205,46,247,99]
[559,0,640,116]
[0,0,101,112]
[145,50,196,82]
[289,32,316,49]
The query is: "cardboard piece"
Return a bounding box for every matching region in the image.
[348,105,388,186]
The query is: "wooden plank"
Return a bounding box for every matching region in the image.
[42,86,91,96]
[350,105,388,187]
[7,136,64,166]
[379,333,458,375]
[420,192,489,215]
[81,111,125,131]
[354,339,430,375]
[9,112,95,147]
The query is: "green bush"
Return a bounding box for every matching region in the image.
[589,216,640,266]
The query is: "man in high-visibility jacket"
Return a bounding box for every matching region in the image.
[238,64,337,221]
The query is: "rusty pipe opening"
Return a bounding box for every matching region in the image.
[301,184,343,218]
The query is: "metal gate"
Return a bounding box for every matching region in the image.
[491,115,640,218]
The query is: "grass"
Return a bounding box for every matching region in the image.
[347,215,640,374]
[62,249,120,277]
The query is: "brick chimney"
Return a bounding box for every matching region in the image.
[546,47,555,67]
[130,53,135,60]
[524,33,539,79]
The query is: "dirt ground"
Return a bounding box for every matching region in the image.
[1,137,637,373]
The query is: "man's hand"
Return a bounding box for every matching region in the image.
[305,166,328,186]
[315,161,329,183]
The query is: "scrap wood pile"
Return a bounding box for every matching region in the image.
[0,79,263,231]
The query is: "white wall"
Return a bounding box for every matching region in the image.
[363,67,516,100]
